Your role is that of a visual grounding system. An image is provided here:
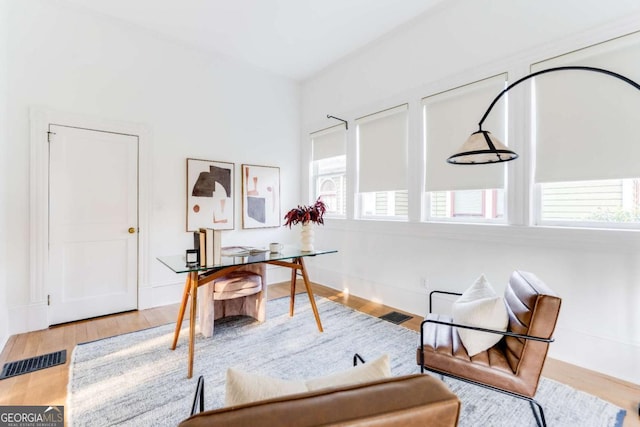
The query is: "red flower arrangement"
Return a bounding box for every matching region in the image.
[283,198,327,228]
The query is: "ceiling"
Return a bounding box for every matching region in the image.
[62,0,446,81]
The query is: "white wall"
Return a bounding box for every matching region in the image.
[0,0,9,350]
[3,0,301,335]
[301,0,640,384]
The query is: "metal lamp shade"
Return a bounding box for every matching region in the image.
[447,130,518,164]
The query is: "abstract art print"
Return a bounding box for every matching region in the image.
[187,158,234,231]
[242,164,280,228]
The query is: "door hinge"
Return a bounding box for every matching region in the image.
[47,131,56,143]
[47,295,51,306]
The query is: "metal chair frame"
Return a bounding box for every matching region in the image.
[419,290,554,427]
[190,376,205,417]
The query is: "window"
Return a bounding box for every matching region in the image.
[423,74,509,222]
[360,190,408,217]
[356,104,408,220]
[533,31,640,227]
[430,189,504,219]
[539,179,640,224]
[310,124,347,216]
[314,158,346,215]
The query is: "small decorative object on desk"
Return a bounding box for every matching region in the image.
[269,242,284,253]
[284,198,326,252]
[185,249,198,266]
[221,246,269,257]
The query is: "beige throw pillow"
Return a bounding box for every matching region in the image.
[306,354,390,390]
[452,274,508,357]
[225,368,307,406]
[225,354,391,407]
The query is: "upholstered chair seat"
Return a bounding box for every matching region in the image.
[199,264,267,337]
[212,271,262,299]
[421,313,537,397]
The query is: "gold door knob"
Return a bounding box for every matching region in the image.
[128,227,136,234]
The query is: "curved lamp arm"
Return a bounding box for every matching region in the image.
[448,65,640,165]
[478,66,640,131]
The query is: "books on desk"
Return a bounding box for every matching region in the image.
[193,228,222,267]
[193,230,205,267]
[220,246,269,257]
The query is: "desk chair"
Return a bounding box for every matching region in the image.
[199,263,267,337]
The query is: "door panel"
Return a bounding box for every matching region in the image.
[49,124,138,324]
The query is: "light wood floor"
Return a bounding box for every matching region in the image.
[1,281,638,426]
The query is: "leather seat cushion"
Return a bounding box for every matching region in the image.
[418,313,536,397]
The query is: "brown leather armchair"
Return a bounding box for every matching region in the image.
[417,271,561,427]
[181,374,461,427]
[199,263,267,337]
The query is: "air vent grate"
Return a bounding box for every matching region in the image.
[0,350,67,380]
[379,311,412,325]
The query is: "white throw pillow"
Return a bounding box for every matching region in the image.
[225,354,390,406]
[306,354,390,390]
[452,274,508,357]
[225,368,307,406]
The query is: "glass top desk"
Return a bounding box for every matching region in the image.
[157,247,337,378]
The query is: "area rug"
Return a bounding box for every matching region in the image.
[68,295,626,426]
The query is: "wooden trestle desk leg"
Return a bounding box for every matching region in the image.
[171,273,192,350]
[187,270,198,379]
[289,264,297,317]
[297,257,323,333]
[269,257,324,332]
[170,270,199,379]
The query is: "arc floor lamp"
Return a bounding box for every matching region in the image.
[447,65,640,417]
[447,65,640,164]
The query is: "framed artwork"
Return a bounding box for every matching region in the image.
[186,158,234,231]
[241,164,280,229]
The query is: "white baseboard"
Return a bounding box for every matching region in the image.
[0,333,8,356]
[4,283,186,335]
[550,326,640,386]
[8,302,49,335]
[8,282,190,334]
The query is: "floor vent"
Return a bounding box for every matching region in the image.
[379,311,412,325]
[0,350,67,380]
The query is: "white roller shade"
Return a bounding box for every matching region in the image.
[424,74,508,192]
[356,104,408,193]
[311,124,346,161]
[533,32,640,183]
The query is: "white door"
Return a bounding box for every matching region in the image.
[48,124,139,324]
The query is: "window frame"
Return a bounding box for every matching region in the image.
[309,125,348,219]
[530,31,640,230]
[420,73,510,225]
[355,104,409,221]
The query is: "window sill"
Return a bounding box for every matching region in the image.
[322,218,640,251]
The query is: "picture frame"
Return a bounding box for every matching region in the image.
[241,164,281,229]
[186,158,234,231]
